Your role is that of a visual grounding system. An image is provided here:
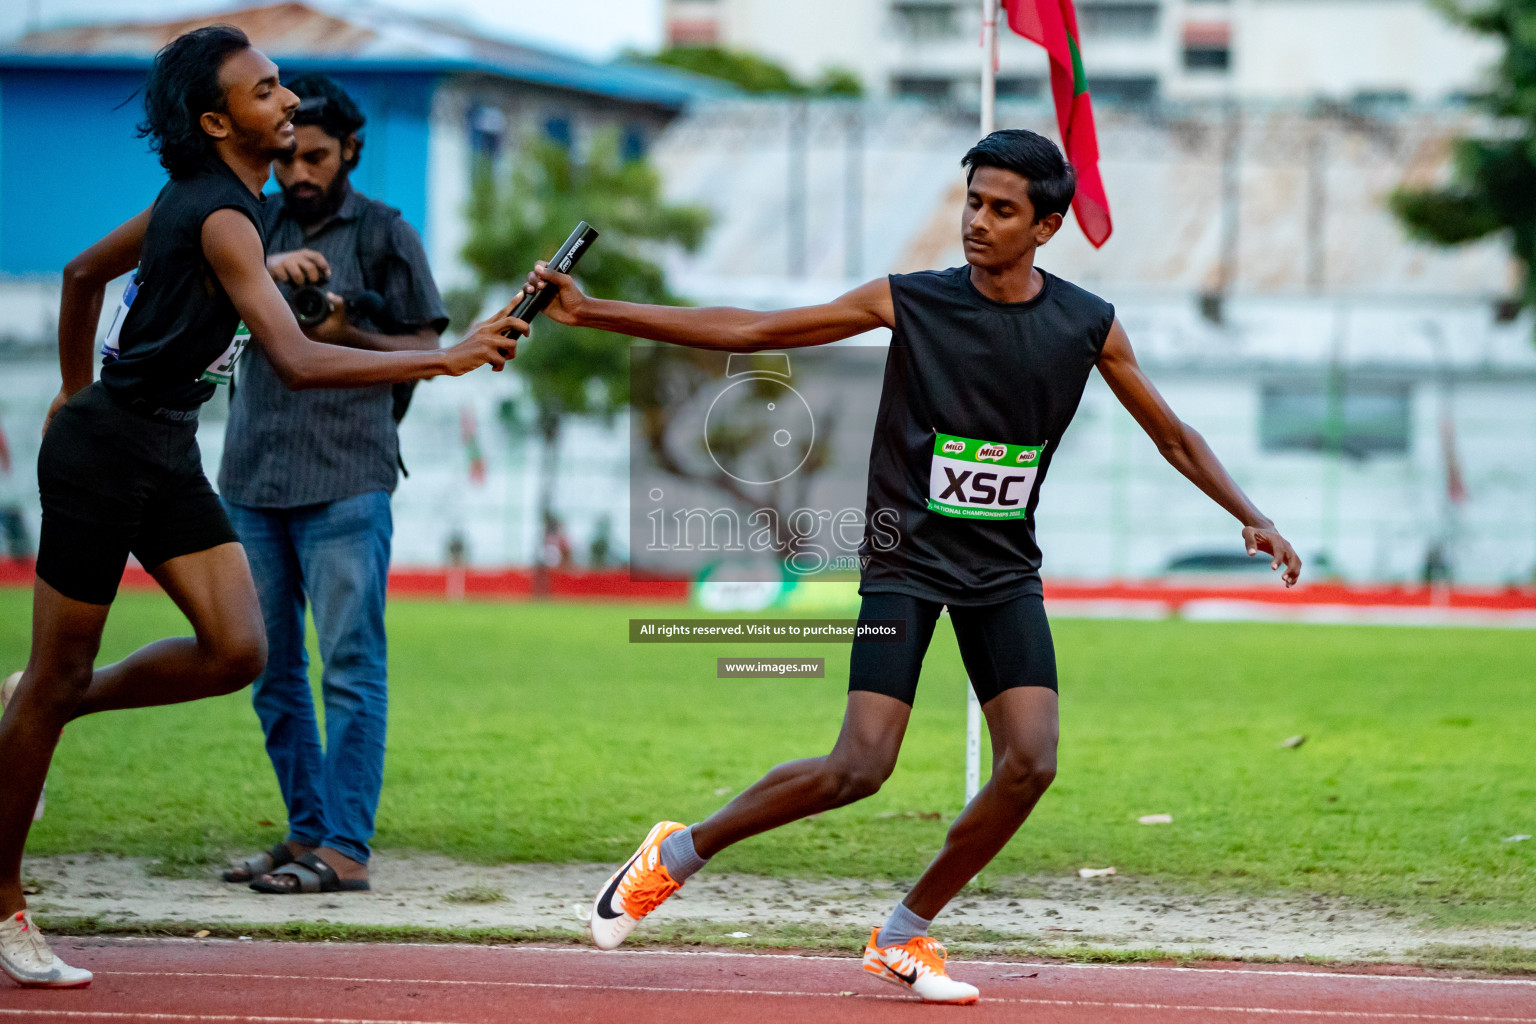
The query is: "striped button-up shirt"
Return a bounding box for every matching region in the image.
[219,184,448,509]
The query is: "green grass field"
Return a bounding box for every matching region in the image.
[2,588,1532,925]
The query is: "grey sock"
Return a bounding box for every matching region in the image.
[876,901,932,948]
[658,825,709,883]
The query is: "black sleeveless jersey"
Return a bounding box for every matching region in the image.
[858,265,1115,606]
[99,157,266,415]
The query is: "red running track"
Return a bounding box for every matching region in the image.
[2,939,1536,1024]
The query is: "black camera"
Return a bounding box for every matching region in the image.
[284,277,384,327]
[289,284,334,326]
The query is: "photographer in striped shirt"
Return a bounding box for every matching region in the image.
[219,74,448,896]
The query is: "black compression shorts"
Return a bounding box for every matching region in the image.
[35,383,238,605]
[848,590,1057,706]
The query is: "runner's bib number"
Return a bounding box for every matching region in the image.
[101,269,249,386]
[100,270,140,361]
[198,321,251,386]
[927,432,1043,521]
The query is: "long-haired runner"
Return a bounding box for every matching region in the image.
[523,129,1302,1005]
[0,26,527,988]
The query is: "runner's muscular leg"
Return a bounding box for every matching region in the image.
[69,542,266,718]
[900,685,1058,920]
[1,545,265,914]
[0,579,111,916]
[690,690,912,859]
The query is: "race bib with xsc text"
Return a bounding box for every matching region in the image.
[927,431,1044,521]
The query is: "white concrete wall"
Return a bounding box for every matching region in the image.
[385,369,630,568]
[425,86,476,294]
[1034,368,1536,584]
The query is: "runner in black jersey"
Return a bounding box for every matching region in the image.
[0,27,525,989]
[529,128,1301,1004]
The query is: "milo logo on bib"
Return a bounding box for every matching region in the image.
[927,432,1044,521]
[198,321,251,386]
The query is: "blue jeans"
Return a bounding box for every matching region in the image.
[225,491,392,865]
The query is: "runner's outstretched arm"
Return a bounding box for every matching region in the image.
[1097,318,1303,586]
[524,263,894,350]
[47,205,155,433]
[203,209,522,388]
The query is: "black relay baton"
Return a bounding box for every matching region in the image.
[502,221,599,339]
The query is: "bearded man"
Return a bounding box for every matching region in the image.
[219,73,449,895]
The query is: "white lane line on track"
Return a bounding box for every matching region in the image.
[83,939,1536,989]
[489,944,1536,988]
[7,997,1536,1024]
[433,944,1536,990]
[1003,1001,1536,1022]
[97,970,902,1001]
[1022,961,1536,991]
[87,972,1536,1021]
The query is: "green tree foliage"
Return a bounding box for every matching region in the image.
[464,132,709,422]
[461,130,710,575]
[813,67,865,97]
[1390,0,1536,310]
[645,46,863,97]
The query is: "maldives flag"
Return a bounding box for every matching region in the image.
[1001,0,1113,247]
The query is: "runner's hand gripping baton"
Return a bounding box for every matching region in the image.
[501,221,599,339]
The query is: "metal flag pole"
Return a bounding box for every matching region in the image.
[966,0,1001,806]
[981,0,1000,137]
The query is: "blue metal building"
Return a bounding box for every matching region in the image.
[0,3,720,284]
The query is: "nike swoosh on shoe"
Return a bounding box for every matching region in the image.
[594,853,642,921]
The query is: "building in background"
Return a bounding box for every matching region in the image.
[663,0,1499,106]
[0,0,723,339]
[0,2,721,571]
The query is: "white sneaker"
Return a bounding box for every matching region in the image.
[589,821,686,950]
[1,672,45,822]
[862,927,979,1004]
[0,911,91,988]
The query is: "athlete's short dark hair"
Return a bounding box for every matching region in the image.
[286,73,367,169]
[138,25,252,180]
[961,129,1076,221]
